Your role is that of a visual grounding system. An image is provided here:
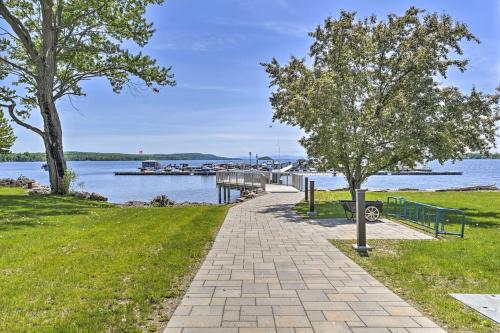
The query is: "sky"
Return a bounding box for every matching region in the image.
[6,0,500,157]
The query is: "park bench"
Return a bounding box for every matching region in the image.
[338,200,383,222]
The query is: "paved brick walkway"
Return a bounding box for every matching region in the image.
[164,193,444,333]
[305,218,434,240]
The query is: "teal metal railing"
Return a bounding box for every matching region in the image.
[386,197,466,238]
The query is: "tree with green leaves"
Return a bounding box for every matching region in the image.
[263,7,499,199]
[0,109,15,153]
[0,0,174,194]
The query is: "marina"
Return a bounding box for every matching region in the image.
[114,160,463,177]
[375,171,463,176]
[115,170,217,176]
[1,159,496,204]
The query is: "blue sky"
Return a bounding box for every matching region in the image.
[8,0,500,157]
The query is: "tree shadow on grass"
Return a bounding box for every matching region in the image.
[0,194,105,232]
[0,220,51,231]
[454,208,500,229]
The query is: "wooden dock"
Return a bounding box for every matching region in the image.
[114,171,216,176]
[375,171,462,176]
[215,171,306,203]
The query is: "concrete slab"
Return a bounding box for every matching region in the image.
[450,294,500,323]
[265,184,300,193]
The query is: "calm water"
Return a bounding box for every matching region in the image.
[0,159,498,203]
[309,159,500,191]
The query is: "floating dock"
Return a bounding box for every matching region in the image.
[114,171,216,176]
[375,171,462,176]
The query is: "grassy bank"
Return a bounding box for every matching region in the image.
[296,190,500,332]
[0,187,228,332]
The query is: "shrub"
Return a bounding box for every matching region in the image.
[150,195,176,207]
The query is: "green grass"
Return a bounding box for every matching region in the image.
[296,190,500,332]
[0,187,228,332]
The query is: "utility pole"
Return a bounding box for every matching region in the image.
[278,136,281,161]
[249,152,252,170]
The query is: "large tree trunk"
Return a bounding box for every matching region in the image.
[43,127,66,195]
[347,177,362,201]
[39,13,66,195]
[39,95,66,195]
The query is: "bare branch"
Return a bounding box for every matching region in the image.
[54,66,127,99]
[0,99,45,138]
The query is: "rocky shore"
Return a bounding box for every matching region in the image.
[0,177,263,206]
[119,189,264,208]
[325,184,499,192]
[0,176,51,195]
[0,176,109,201]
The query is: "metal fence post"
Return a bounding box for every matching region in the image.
[435,210,440,237]
[353,189,370,253]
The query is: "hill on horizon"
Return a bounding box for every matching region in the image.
[0,151,240,162]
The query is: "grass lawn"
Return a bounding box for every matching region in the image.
[296,190,500,332]
[0,187,228,333]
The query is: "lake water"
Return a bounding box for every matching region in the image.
[0,159,498,203]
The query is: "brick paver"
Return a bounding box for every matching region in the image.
[164,193,444,333]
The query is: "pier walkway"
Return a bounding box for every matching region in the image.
[164,192,442,333]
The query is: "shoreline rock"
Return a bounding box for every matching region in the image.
[326,185,500,192]
[435,184,499,192]
[0,176,51,195]
[70,191,108,202]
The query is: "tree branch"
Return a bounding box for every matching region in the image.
[0,56,36,78]
[0,1,40,64]
[56,3,107,55]
[54,65,128,99]
[0,99,45,138]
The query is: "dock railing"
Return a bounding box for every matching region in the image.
[291,173,305,191]
[216,170,306,192]
[386,196,466,238]
[216,170,268,191]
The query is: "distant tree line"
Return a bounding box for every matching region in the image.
[463,152,500,159]
[0,152,237,162]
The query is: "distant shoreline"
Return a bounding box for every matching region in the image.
[0,151,241,162]
[1,151,499,162]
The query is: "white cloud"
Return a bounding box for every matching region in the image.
[177,83,250,94]
[212,17,311,38]
[149,32,245,52]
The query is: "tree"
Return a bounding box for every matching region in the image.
[0,109,15,152]
[263,7,499,199]
[0,0,175,194]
